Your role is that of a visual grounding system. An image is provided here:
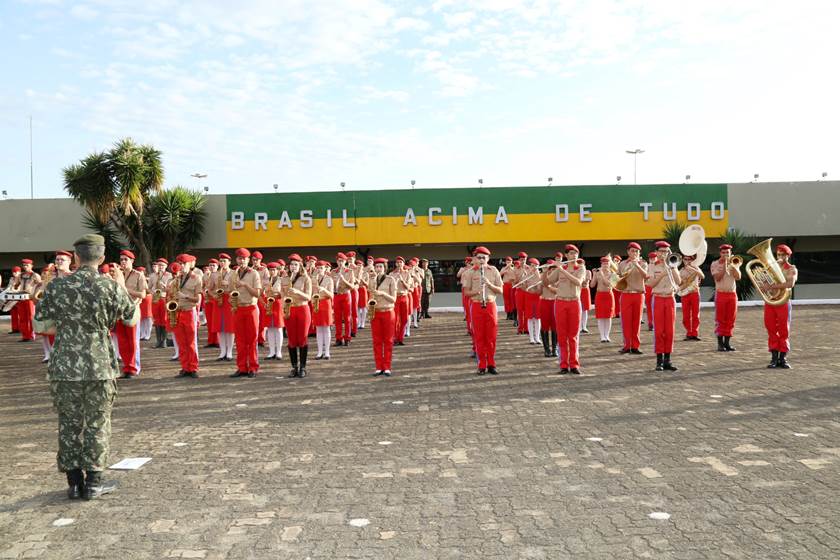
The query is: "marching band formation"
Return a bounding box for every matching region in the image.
[0,229,798,378]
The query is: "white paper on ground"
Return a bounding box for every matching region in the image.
[109,457,152,470]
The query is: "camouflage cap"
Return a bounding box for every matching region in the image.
[73,233,106,247]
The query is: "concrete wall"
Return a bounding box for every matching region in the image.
[728,181,840,236]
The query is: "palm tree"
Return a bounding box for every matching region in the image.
[717,227,759,301]
[144,186,207,261]
[64,138,164,268]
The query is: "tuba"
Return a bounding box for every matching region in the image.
[745,238,791,306]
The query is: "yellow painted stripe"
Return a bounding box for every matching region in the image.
[226,211,729,248]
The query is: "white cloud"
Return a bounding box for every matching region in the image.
[393,16,430,32]
[69,4,98,20]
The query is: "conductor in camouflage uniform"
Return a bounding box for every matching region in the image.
[34,234,137,500]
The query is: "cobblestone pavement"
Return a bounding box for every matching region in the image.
[1,306,839,559]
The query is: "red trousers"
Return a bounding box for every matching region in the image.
[413,287,421,312]
[115,319,139,374]
[350,289,358,334]
[613,290,621,318]
[526,292,541,320]
[764,302,792,353]
[287,305,311,348]
[18,300,35,340]
[257,300,266,344]
[620,292,644,350]
[539,298,556,332]
[372,309,395,371]
[174,309,199,372]
[594,291,614,319]
[394,295,410,342]
[334,292,352,342]
[461,290,471,330]
[714,291,738,337]
[653,295,675,353]
[503,283,514,313]
[205,299,219,345]
[212,296,235,334]
[580,286,591,312]
[153,299,167,327]
[470,301,498,369]
[515,288,527,333]
[358,286,368,311]
[645,286,654,329]
[681,291,700,337]
[234,305,260,373]
[554,300,581,369]
[140,295,153,319]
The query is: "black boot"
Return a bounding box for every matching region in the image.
[541,331,550,357]
[655,353,664,371]
[777,352,791,369]
[724,336,735,351]
[66,469,84,499]
[298,346,308,378]
[717,336,726,352]
[550,331,558,357]
[663,353,678,371]
[82,471,117,500]
[767,350,779,368]
[154,327,164,348]
[288,347,299,378]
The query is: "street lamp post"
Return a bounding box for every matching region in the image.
[340,182,346,191]
[625,148,645,184]
[411,180,416,189]
[478,178,483,188]
[616,175,622,185]
[547,177,553,186]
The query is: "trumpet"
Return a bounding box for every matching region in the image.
[282,296,292,319]
[728,255,743,268]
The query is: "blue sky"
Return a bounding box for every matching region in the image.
[1,0,838,199]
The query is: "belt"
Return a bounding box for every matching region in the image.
[291,303,309,308]
[623,290,643,294]
[716,290,736,293]
[236,304,257,309]
[557,297,578,301]
[397,291,408,296]
[654,293,675,298]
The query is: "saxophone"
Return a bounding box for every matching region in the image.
[265,279,275,317]
[230,272,240,312]
[34,266,55,301]
[152,273,165,304]
[166,272,180,328]
[281,275,292,319]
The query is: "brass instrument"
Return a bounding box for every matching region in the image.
[34,267,54,301]
[745,238,792,306]
[728,255,743,268]
[230,273,240,311]
[282,297,292,319]
[165,272,180,328]
[152,273,165,304]
[312,293,320,314]
[214,288,224,304]
[265,279,276,316]
[479,265,487,308]
[368,297,377,311]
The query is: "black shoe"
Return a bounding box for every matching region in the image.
[175,370,186,377]
[229,371,242,378]
[119,373,136,379]
[246,372,256,378]
[684,336,692,341]
[396,341,405,346]
[619,348,631,354]
[351,332,356,338]
[717,336,726,352]
[186,371,199,378]
[777,352,791,369]
[570,368,581,375]
[335,340,344,347]
[66,469,84,500]
[372,371,383,377]
[559,368,569,375]
[383,371,392,377]
[477,369,486,375]
[83,471,118,500]
[216,356,226,361]
[655,353,664,371]
[767,350,779,368]
[662,353,677,371]
[488,366,498,375]
[630,348,643,355]
[724,336,735,351]
[298,368,307,378]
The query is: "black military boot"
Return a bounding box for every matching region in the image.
[663,353,678,371]
[550,331,558,357]
[66,469,84,500]
[541,331,550,357]
[777,352,791,369]
[82,471,117,500]
[724,336,736,351]
[717,336,726,352]
[298,346,308,378]
[767,350,779,368]
[655,353,664,371]
[154,327,164,348]
[288,347,299,378]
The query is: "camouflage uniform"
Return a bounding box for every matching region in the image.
[34,264,137,473]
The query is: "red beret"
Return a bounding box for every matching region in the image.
[306,255,317,262]
[627,242,641,250]
[527,257,539,265]
[252,251,263,259]
[473,246,491,256]
[208,258,219,265]
[235,248,250,258]
[776,244,792,255]
[518,251,528,258]
[505,256,513,261]
[21,259,33,265]
[600,256,610,263]
[288,253,302,263]
[317,260,330,267]
[719,244,733,251]
[99,264,110,274]
[156,257,169,264]
[347,251,356,257]
[395,256,405,263]
[12,266,21,272]
[655,241,671,249]
[178,254,196,263]
[356,260,364,265]
[374,258,388,265]
[336,252,347,260]
[55,250,72,258]
[464,257,472,263]
[170,262,182,273]
[136,266,146,272]
[367,255,375,260]
[613,255,622,262]
[120,250,135,260]
[565,244,579,252]
[648,252,657,259]
[276,259,286,266]
[547,259,555,264]
[218,253,231,260]
[266,262,278,269]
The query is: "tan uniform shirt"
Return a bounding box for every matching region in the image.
[233,267,261,307]
[215,269,234,294]
[333,268,354,295]
[547,264,586,299]
[284,273,312,307]
[463,265,502,304]
[617,259,648,293]
[678,266,702,294]
[149,271,170,299]
[313,274,334,301]
[501,265,516,284]
[711,259,737,292]
[648,262,679,296]
[124,269,148,305]
[17,272,42,296]
[175,270,203,310]
[369,274,397,311]
[392,270,413,296]
[591,268,613,292]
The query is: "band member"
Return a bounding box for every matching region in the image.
[538,259,558,357]
[204,259,220,347]
[149,259,172,348]
[262,261,284,360]
[36,251,73,361]
[356,258,371,330]
[711,244,741,351]
[346,251,360,338]
[251,251,268,346]
[618,242,649,355]
[115,250,146,378]
[8,266,21,334]
[212,253,236,360]
[170,256,202,378]
[229,248,261,378]
[34,264,57,362]
[500,256,516,321]
[513,252,529,333]
[392,257,412,345]
[332,253,354,346]
[369,258,397,376]
[284,254,312,377]
[765,244,797,369]
[312,260,334,360]
[408,258,423,329]
[136,266,153,341]
[462,247,503,375]
[580,267,592,334]
[645,252,657,331]
[590,256,615,342]
[545,245,586,374]
[647,241,680,371]
[612,254,622,319]
[420,258,434,319]
[525,257,542,345]
[14,259,41,341]
[679,254,705,340]
[457,257,473,333]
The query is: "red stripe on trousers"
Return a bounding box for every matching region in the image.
[175,309,199,372]
[620,292,644,350]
